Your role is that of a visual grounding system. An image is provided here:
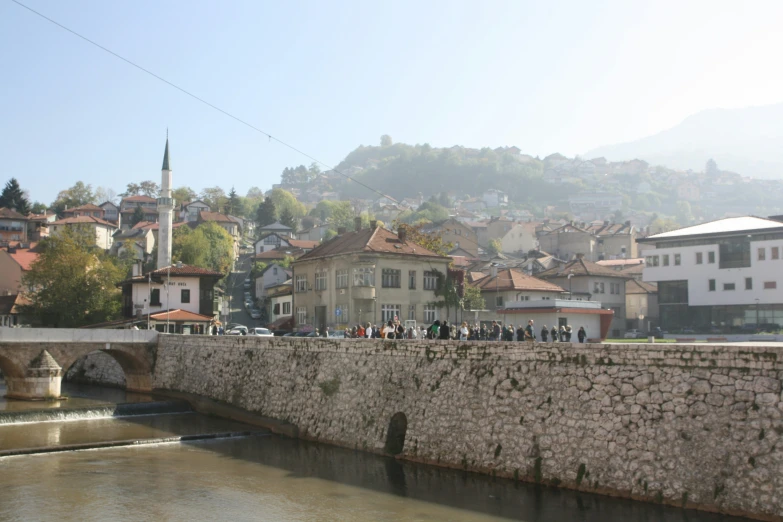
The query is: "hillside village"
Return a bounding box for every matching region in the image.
[3,138,783,339]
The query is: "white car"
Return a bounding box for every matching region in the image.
[250,309,262,319]
[248,327,273,337]
[227,325,248,336]
[623,329,646,339]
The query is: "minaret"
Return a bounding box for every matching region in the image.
[156,135,174,269]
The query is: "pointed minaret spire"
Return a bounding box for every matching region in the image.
[157,133,174,269]
[162,136,171,171]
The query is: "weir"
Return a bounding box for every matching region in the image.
[1,329,781,520]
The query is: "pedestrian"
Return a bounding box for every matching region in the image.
[439,320,451,340]
[560,325,567,342]
[578,326,587,343]
[459,321,469,341]
[541,325,548,342]
[383,320,395,339]
[516,324,525,342]
[566,325,573,342]
[492,321,501,341]
[550,325,558,342]
[396,321,406,339]
[480,323,487,340]
[372,324,381,338]
[525,319,536,341]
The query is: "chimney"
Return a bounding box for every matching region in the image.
[490,265,498,278]
[397,227,407,243]
[176,261,183,268]
[354,217,362,231]
[370,220,377,229]
[337,226,346,235]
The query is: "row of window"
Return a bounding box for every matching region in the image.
[272,301,292,315]
[708,278,777,291]
[649,245,783,269]
[593,282,621,294]
[296,268,438,292]
[757,246,781,261]
[294,304,439,324]
[150,288,190,305]
[646,251,716,267]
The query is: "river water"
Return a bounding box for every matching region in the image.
[0,383,752,522]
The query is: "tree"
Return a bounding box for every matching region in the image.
[139,181,160,198]
[706,158,719,176]
[119,183,141,197]
[268,188,306,220]
[487,238,502,256]
[172,221,233,275]
[279,207,297,232]
[172,186,197,204]
[255,197,277,229]
[52,181,95,217]
[675,201,694,226]
[130,205,145,226]
[200,186,227,211]
[462,284,485,311]
[393,221,452,256]
[21,227,124,327]
[226,186,240,216]
[94,186,118,204]
[381,135,393,147]
[30,202,48,214]
[246,186,264,200]
[0,178,31,214]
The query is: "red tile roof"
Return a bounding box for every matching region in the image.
[199,211,234,223]
[5,248,39,271]
[286,239,319,249]
[149,309,214,322]
[0,294,30,315]
[475,268,565,293]
[253,248,304,261]
[626,279,657,294]
[0,207,28,220]
[122,195,157,203]
[296,227,446,262]
[50,216,117,228]
[537,257,631,279]
[147,264,224,277]
[64,203,103,212]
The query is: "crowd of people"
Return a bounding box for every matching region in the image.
[342,317,588,343]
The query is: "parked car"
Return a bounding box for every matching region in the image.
[248,327,273,337]
[250,309,262,319]
[227,325,248,336]
[243,291,251,300]
[243,279,251,290]
[623,329,646,339]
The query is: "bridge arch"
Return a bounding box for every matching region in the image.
[60,346,153,393]
[0,352,27,381]
[384,412,408,455]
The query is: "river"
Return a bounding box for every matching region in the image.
[0,383,752,522]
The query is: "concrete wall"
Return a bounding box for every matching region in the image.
[152,336,783,520]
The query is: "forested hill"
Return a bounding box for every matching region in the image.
[334,142,551,205]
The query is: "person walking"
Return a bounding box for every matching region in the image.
[516,324,525,342]
[541,325,548,342]
[439,320,451,340]
[479,323,487,340]
[566,325,573,342]
[459,322,469,341]
[492,321,501,341]
[524,319,536,341]
[383,320,395,339]
[577,326,587,343]
[560,325,567,342]
[550,325,558,342]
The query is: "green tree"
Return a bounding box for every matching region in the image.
[30,202,48,214]
[119,183,141,197]
[21,228,123,327]
[393,221,452,256]
[246,186,264,200]
[255,197,277,229]
[462,283,485,311]
[269,188,306,220]
[94,186,118,204]
[139,180,160,197]
[130,205,145,226]
[706,158,719,176]
[200,186,227,211]
[487,238,502,256]
[0,178,31,214]
[52,181,95,217]
[279,207,297,232]
[675,201,694,226]
[380,135,393,147]
[172,222,233,275]
[225,186,240,215]
[172,186,197,204]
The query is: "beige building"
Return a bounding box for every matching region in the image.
[423,218,479,257]
[49,216,117,250]
[499,222,538,255]
[538,221,636,262]
[291,223,451,332]
[537,255,631,337]
[473,268,565,321]
[0,207,28,242]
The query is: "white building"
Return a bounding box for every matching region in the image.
[254,263,292,300]
[639,216,783,332]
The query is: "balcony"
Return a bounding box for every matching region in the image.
[351,286,376,300]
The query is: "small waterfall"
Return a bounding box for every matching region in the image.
[0,401,192,425]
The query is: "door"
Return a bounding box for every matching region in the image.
[315,306,327,333]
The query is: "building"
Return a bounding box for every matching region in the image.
[257,221,294,239]
[639,216,783,332]
[537,254,631,337]
[0,244,38,295]
[180,200,210,222]
[483,189,508,208]
[254,262,292,301]
[26,211,55,241]
[625,279,659,331]
[49,216,117,250]
[0,294,30,328]
[499,223,538,254]
[111,226,155,260]
[119,195,158,226]
[538,221,636,262]
[422,218,479,257]
[157,138,174,269]
[266,280,293,332]
[291,221,451,333]
[254,233,318,255]
[297,224,330,242]
[62,203,105,220]
[0,207,28,242]
[99,201,120,224]
[473,267,565,321]
[567,192,623,217]
[497,299,614,340]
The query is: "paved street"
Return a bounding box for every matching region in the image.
[225,252,256,329]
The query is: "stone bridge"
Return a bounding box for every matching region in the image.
[0,329,157,399]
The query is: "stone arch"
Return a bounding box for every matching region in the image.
[0,352,26,380]
[384,412,408,455]
[64,350,126,388]
[61,347,152,393]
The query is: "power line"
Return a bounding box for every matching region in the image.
[9,0,392,202]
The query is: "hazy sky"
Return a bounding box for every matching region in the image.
[2,0,783,204]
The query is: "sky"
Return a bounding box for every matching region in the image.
[2,0,783,204]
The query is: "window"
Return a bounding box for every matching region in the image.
[764,281,777,290]
[645,255,659,267]
[719,238,751,269]
[336,269,348,289]
[708,279,715,292]
[353,267,374,287]
[594,282,600,293]
[282,302,291,315]
[662,254,669,266]
[745,277,752,290]
[723,283,735,291]
[408,271,416,289]
[696,252,703,264]
[600,282,605,294]
[381,304,401,322]
[674,253,681,266]
[273,267,278,275]
[773,247,780,260]
[150,289,161,306]
[708,251,715,264]
[295,275,308,292]
[315,270,327,291]
[273,303,280,314]
[181,289,190,303]
[496,295,504,308]
[296,306,307,324]
[264,235,281,246]
[423,271,437,290]
[382,269,401,288]
[408,304,416,320]
[758,248,766,261]
[424,305,437,323]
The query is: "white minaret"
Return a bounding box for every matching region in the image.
[156,135,174,269]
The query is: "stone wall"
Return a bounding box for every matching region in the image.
[65,351,126,388]
[150,337,783,520]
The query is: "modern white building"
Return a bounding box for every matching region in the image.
[639,216,783,332]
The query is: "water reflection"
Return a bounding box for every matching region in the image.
[0,380,155,412]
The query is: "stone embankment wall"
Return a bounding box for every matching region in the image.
[153,337,782,519]
[65,351,126,388]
